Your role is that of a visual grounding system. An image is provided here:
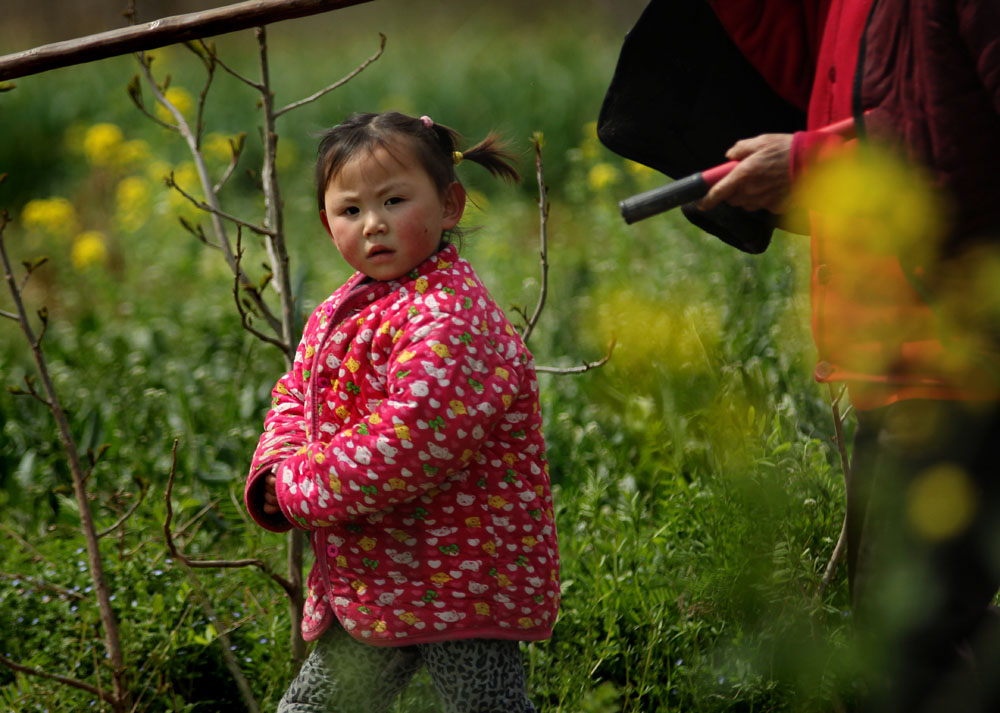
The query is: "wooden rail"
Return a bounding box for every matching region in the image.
[0,0,374,81]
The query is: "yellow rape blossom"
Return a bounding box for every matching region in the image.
[203,133,236,164]
[71,231,109,269]
[115,176,151,232]
[83,123,124,167]
[587,163,620,192]
[22,197,79,236]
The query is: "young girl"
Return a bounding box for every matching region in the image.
[244,111,559,713]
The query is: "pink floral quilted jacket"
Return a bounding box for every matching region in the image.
[245,244,560,645]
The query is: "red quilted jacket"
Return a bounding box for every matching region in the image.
[245,244,560,645]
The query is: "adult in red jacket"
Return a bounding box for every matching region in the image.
[601,0,1000,711]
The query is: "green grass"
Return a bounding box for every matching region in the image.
[0,3,855,711]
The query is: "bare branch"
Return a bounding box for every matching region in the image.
[97,480,149,540]
[0,0,376,81]
[0,521,56,568]
[136,52,283,338]
[818,383,852,597]
[275,32,386,117]
[127,73,180,133]
[214,132,248,194]
[163,441,297,599]
[0,654,118,705]
[1,214,129,706]
[198,39,262,90]
[0,571,87,601]
[535,338,617,375]
[165,172,275,237]
[521,133,550,345]
[0,308,17,321]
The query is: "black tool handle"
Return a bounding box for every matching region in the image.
[618,172,708,224]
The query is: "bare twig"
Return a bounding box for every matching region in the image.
[535,337,617,374]
[136,52,284,341]
[0,216,128,709]
[234,229,288,350]
[163,441,297,598]
[97,480,149,539]
[198,39,262,90]
[818,383,852,597]
[0,521,56,568]
[164,172,275,237]
[0,0,376,81]
[0,654,117,704]
[274,32,386,117]
[213,132,247,194]
[521,132,550,345]
[0,571,87,601]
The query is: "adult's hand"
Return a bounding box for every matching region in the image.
[697,133,793,214]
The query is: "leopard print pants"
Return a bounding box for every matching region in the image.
[277,622,538,713]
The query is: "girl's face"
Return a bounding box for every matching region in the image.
[320,140,465,281]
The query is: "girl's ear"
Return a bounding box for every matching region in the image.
[441,182,466,230]
[320,210,333,237]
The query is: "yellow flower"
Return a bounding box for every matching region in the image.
[587,163,620,192]
[117,139,151,169]
[71,231,108,269]
[203,133,235,164]
[83,123,124,167]
[156,86,194,123]
[115,176,151,232]
[22,197,78,236]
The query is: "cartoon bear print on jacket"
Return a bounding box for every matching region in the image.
[246,244,560,645]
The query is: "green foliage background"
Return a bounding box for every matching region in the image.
[0,1,856,710]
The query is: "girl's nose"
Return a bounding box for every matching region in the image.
[363,211,388,237]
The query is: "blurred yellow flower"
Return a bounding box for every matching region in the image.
[71,231,109,269]
[156,86,194,123]
[115,176,152,232]
[591,288,721,376]
[22,197,79,236]
[168,161,203,219]
[83,123,124,167]
[792,145,945,262]
[906,464,976,541]
[203,133,235,164]
[587,163,620,192]
[117,139,151,168]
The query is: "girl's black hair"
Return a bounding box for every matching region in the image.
[314,111,520,210]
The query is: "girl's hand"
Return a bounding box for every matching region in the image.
[263,472,280,515]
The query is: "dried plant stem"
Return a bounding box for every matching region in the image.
[521,134,549,346]
[818,383,852,597]
[0,215,128,711]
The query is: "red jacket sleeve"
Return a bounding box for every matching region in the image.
[273,308,523,529]
[244,313,318,532]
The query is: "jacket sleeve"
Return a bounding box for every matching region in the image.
[244,315,316,532]
[958,0,1000,117]
[274,307,523,529]
[708,0,829,110]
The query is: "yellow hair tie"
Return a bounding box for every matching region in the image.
[452,151,464,166]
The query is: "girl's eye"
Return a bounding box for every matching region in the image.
[385,197,404,206]
[342,206,359,216]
